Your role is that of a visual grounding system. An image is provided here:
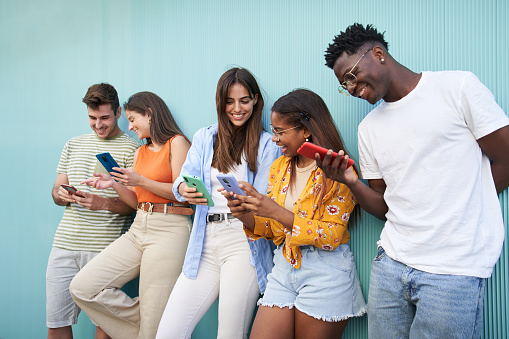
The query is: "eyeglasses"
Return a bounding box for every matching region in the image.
[270,124,299,141]
[338,48,373,96]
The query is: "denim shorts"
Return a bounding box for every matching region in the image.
[46,247,99,328]
[259,244,367,322]
[368,246,486,338]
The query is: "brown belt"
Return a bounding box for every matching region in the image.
[137,202,193,215]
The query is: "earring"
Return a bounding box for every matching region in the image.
[305,136,309,142]
[381,58,385,62]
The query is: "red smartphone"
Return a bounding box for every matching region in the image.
[297,142,354,169]
[61,184,85,198]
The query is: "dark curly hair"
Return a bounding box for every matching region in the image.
[324,23,388,69]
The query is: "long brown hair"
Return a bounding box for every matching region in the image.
[272,89,359,218]
[212,68,264,173]
[123,91,185,145]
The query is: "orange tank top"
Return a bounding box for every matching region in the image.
[134,136,179,204]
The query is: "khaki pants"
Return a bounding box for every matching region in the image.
[70,210,191,339]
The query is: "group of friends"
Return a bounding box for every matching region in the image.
[46,23,509,339]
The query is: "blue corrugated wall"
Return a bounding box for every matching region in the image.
[0,0,507,338]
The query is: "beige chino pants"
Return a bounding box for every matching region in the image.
[70,210,191,339]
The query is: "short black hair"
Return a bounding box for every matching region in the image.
[324,23,388,69]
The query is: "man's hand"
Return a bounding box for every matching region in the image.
[56,185,79,204]
[72,191,108,211]
[315,149,357,186]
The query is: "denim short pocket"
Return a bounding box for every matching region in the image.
[373,246,386,261]
[315,246,353,272]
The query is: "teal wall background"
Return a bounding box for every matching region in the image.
[1,0,507,338]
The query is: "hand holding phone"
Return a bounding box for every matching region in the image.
[297,142,354,169]
[61,184,85,198]
[182,175,214,207]
[216,174,246,198]
[96,152,121,174]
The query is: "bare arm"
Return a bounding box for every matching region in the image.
[316,149,388,220]
[80,173,138,210]
[52,173,73,206]
[477,125,509,194]
[112,137,191,201]
[54,172,135,214]
[230,182,295,231]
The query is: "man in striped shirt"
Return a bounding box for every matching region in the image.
[46,83,139,339]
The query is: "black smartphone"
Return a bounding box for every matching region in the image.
[61,184,85,198]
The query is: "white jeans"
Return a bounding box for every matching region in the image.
[70,210,191,339]
[156,219,260,339]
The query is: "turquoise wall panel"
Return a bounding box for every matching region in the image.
[0,0,507,338]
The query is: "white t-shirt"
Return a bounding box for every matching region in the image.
[208,159,246,215]
[358,71,509,278]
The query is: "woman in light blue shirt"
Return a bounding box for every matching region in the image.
[156,67,279,339]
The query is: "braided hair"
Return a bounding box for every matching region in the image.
[324,23,388,69]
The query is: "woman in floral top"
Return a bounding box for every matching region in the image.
[223,89,366,338]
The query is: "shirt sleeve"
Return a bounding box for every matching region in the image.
[123,145,137,169]
[461,72,509,140]
[358,121,382,180]
[172,129,206,202]
[244,216,277,241]
[252,135,280,194]
[56,141,70,174]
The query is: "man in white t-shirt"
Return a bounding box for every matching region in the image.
[320,23,509,338]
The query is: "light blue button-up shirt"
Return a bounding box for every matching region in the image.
[173,123,280,293]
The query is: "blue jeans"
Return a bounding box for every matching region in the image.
[368,247,485,339]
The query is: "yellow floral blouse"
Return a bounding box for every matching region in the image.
[244,155,357,269]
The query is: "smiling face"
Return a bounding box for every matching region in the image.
[224,83,258,128]
[333,47,389,104]
[270,111,313,167]
[88,104,122,139]
[126,110,151,140]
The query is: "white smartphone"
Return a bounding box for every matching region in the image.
[216,174,246,196]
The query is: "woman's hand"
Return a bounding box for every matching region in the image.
[219,188,251,219]
[80,173,115,190]
[233,182,282,219]
[178,182,209,205]
[110,167,144,187]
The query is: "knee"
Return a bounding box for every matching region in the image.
[69,271,97,302]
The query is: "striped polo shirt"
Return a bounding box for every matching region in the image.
[53,132,140,251]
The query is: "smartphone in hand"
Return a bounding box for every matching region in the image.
[182,175,214,207]
[96,152,121,174]
[297,142,354,169]
[216,174,246,197]
[61,184,85,198]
